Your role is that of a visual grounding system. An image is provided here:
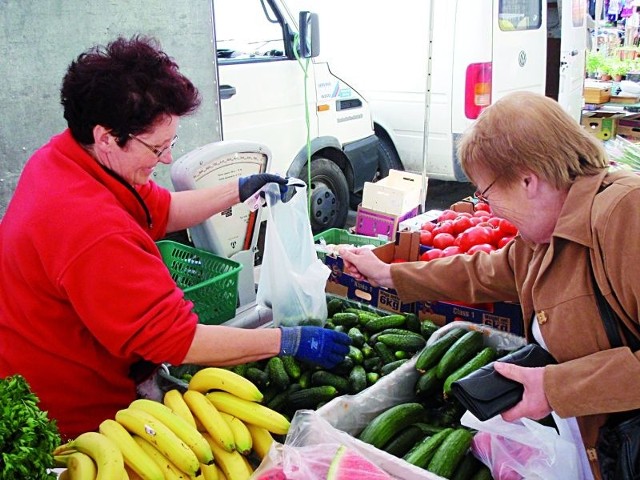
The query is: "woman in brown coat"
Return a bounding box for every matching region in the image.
[340,91,640,479]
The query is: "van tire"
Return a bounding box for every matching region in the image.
[349,135,403,210]
[309,157,349,234]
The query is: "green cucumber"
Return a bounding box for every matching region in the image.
[451,451,484,480]
[436,330,484,379]
[266,383,302,411]
[384,425,430,458]
[364,314,407,332]
[366,371,380,385]
[427,428,475,478]
[331,312,360,327]
[414,366,440,398]
[443,346,497,397]
[298,370,312,389]
[373,341,396,365]
[331,356,355,376]
[362,356,383,372]
[347,327,366,348]
[358,403,426,449]
[404,312,421,333]
[380,358,409,376]
[327,297,345,316]
[348,365,368,394]
[369,328,421,344]
[347,345,364,365]
[287,385,338,410]
[378,333,427,352]
[420,319,440,339]
[266,357,290,390]
[470,465,493,480]
[415,327,467,371]
[281,355,301,380]
[245,366,270,389]
[403,427,454,468]
[311,370,350,394]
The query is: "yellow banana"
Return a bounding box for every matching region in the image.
[55,431,126,480]
[115,407,200,477]
[53,451,97,480]
[200,462,220,480]
[217,465,228,480]
[188,367,263,402]
[99,418,165,480]
[183,390,235,453]
[205,392,290,436]
[203,433,252,480]
[129,398,214,465]
[133,435,190,480]
[244,423,274,459]
[164,389,197,429]
[219,412,252,456]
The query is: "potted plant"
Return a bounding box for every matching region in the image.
[586,51,606,79]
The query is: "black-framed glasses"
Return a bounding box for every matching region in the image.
[475,178,497,204]
[128,133,178,158]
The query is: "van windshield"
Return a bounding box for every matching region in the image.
[499,0,542,31]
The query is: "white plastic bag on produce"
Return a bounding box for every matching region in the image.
[250,410,419,480]
[256,180,330,327]
[462,411,581,480]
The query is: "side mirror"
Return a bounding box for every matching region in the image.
[299,11,320,58]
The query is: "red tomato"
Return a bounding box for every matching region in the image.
[475,202,491,212]
[469,217,483,226]
[473,211,491,220]
[420,221,436,232]
[419,230,433,246]
[467,243,496,254]
[487,217,501,228]
[420,248,444,261]
[458,226,493,253]
[432,233,455,250]
[499,218,518,236]
[456,212,473,218]
[497,236,515,249]
[432,220,455,236]
[442,245,462,257]
[452,216,473,235]
[437,209,459,223]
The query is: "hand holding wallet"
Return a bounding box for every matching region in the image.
[450,344,557,421]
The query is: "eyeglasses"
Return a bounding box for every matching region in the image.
[128,134,178,158]
[475,178,497,204]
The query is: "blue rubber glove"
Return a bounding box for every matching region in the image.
[238,173,288,202]
[279,326,352,369]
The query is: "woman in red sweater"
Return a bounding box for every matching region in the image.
[0,35,349,439]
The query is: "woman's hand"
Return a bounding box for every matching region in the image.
[338,247,394,288]
[493,362,552,421]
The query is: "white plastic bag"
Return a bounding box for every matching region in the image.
[256,180,330,327]
[462,411,581,480]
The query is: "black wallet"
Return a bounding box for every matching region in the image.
[450,344,557,421]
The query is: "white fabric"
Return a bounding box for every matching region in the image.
[532,319,595,480]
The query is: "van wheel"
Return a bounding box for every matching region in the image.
[349,135,403,210]
[308,157,349,234]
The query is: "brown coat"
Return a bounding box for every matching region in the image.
[391,169,640,479]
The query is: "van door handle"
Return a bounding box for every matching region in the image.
[220,85,237,100]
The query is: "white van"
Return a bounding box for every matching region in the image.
[213,0,383,231]
[296,0,587,181]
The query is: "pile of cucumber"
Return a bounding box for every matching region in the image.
[353,326,500,479]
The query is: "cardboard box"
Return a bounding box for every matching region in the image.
[584,83,611,104]
[355,205,419,241]
[324,231,421,314]
[398,209,443,232]
[617,113,640,141]
[581,112,624,141]
[361,169,426,215]
[417,299,525,337]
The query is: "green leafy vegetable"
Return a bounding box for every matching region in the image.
[0,374,60,479]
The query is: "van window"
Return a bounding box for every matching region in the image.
[215,0,286,63]
[498,0,542,31]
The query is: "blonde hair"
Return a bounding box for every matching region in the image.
[457,91,608,189]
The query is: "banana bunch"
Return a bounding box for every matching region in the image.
[54,367,285,480]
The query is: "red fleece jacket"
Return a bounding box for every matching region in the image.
[0,130,198,439]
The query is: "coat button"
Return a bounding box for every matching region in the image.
[536,311,548,324]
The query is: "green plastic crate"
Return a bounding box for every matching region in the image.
[157,240,242,325]
[313,228,388,262]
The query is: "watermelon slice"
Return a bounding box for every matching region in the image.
[326,445,394,480]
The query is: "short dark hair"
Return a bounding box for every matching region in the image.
[61,35,201,145]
